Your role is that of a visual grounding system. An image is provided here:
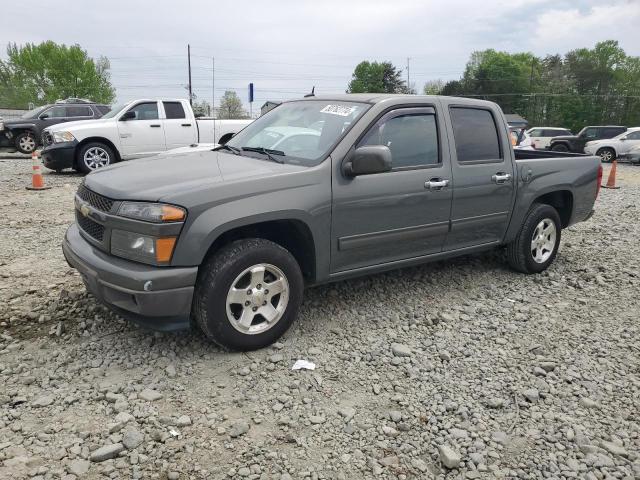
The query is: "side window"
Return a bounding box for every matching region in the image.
[42,106,67,118]
[604,128,624,138]
[625,131,640,140]
[358,112,439,169]
[127,102,159,120]
[543,130,560,137]
[583,128,598,139]
[528,129,543,137]
[163,102,186,120]
[67,106,93,117]
[450,107,501,162]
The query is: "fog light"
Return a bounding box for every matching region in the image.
[111,230,177,265]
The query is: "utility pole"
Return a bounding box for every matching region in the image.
[211,57,216,118]
[187,44,193,106]
[407,57,411,93]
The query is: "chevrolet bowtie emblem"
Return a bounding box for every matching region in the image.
[80,204,90,217]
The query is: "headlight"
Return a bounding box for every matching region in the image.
[111,230,177,264]
[52,131,75,143]
[118,202,186,223]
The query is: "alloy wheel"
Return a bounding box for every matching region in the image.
[83,147,110,170]
[531,218,556,263]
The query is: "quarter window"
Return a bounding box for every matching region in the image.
[359,112,439,168]
[163,102,186,119]
[127,102,159,120]
[450,107,502,162]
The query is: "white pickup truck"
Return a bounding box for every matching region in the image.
[40,98,252,173]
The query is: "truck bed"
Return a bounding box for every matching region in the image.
[514,148,589,160]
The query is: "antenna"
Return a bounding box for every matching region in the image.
[304,86,316,98]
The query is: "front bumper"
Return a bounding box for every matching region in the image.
[62,223,197,331]
[41,141,77,171]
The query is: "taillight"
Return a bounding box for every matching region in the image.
[595,164,603,199]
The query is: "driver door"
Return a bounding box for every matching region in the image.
[117,101,166,158]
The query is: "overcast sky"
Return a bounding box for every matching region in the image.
[1,0,639,112]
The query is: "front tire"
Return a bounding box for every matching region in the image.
[551,143,569,152]
[193,239,304,351]
[507,204,561,274]
[15,132,37,154]
[78,142,114,174]
[596,147,615,163]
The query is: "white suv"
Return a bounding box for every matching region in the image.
[526,127,572,149]
[584,128,640,162]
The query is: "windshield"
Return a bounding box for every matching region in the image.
[22,106,48,119]
[226,100,369,165]
[100,102,129,119]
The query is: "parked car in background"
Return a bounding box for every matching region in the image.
[584,127,640,162]
[41,99,252,173]
[621,144,640,164]
[526,127,572,149]
[548,126,627,154]
[62,94,601,350]
[0,99,110,154]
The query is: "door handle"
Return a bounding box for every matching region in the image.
[492,172,512,184]
[181,123,192,127]
[424,178,450,190]
[150,124,161,128]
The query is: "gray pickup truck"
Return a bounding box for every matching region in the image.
[63,94,602,350]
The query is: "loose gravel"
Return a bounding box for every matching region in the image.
[1,158,639,479]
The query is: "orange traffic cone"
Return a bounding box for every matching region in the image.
[602,160,620,189]
[26,151,51,191]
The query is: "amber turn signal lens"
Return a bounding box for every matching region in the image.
[161,205,186,222]
[155,237,177,263]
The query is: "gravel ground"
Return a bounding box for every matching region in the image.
[1,158,639,480]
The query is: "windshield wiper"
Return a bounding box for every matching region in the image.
[213,144,242,155]
[241,146,285,164]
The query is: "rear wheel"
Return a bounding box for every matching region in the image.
[193,239,303,350]
[551,143,569,152]
[78,142,114,174]
[596,147,615,163]
[15,132,37,154]
[507,203,561,274]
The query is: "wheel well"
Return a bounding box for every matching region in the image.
[204,220,316,282]
[596,146,616,155]
[534,191,573,227]
[75,137,121,166]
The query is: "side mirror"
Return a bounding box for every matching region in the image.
[620,137,627,141]
[343,145,392,177]
[39,113,49,120]
[120,111,136,121]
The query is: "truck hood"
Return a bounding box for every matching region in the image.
[46,118,112,133]
[84,150,309,203]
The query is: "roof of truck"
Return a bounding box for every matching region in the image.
[284,93,495,106]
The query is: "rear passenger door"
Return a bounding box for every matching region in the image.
[441,102,515,250]
[331,106,453,272]
[162,101,197,149]
[66,105,95,122]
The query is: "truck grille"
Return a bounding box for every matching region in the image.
[77,184,114,213]
[42,131,53,147]
[76,211,105,241]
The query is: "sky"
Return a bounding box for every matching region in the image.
[1,0,639,113]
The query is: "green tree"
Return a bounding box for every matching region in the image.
[217,91,249,119]
[347,61,409,94]
[423,79,445,95]
[0,41,115,108]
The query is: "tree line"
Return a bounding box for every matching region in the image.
[347,40,640,132]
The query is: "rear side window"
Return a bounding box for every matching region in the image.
[359,112,439,168]
[67,106,93,117]
[163,102,186,119]
[450,107,501,162]
[603,127,625,138]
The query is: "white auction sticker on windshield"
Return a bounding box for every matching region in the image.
[320,105,356,116]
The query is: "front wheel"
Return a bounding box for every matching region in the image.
[15,132,37,154]
[78,142,114,174]
[193,239,304,350]
[596,147,615,163]
[507,204,561,274]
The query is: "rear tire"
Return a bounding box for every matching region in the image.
[78,142,114,174]
[551,143,569,152]
[507,203,561,274]
[596,147,615,163]
[193,239,304,351]
[15,132,37,154]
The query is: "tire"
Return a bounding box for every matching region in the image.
[77,142,114,174]
[15,132,37,154]
[193,238,304,351]
[507,203,562,274]
[551,143,569,152]
[596,147,615,163]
